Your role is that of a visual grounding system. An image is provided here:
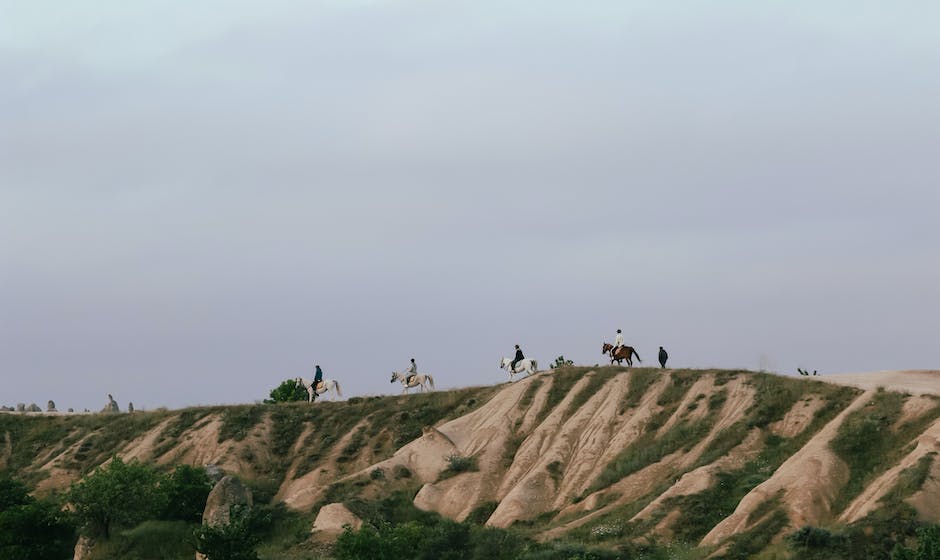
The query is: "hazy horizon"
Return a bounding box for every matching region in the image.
[2,1,938,410]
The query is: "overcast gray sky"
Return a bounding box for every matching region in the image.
[2,1,938,410]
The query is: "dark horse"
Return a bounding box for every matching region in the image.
[602,343,642,367]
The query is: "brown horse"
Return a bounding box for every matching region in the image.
[602,343,642,367]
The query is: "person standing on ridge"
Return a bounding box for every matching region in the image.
[406,358,417,385]
[511,345,525,373]
[658,347,668,369]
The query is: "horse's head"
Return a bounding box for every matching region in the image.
[390,372,397,383]
[602,343,612,354]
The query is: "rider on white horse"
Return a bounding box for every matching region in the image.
[312,365,323,400]
[510,345,524,373]
[406,359,417,385]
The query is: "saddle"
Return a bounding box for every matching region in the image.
[406,374,416,385]
[314,381,325,392]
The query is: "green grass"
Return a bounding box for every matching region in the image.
[218,405,266,442]
[518,378,543,410]
[619,368,661,413]
[535,366,592,426]
[589,420,712,494]
[86,520,196,560]
[830,390,940,513]
[563,369,621,423]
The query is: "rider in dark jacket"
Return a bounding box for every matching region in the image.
[511,345,524,372]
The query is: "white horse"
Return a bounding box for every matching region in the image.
[390,371,435,394]
[295,377,342,402]
[500,357,538,380]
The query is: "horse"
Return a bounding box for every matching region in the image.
[295,376,343,402]
[602,343,642,367]
[499,357,538,380]
[391,371,435,394]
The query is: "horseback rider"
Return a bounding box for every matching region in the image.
[613,329,624,357]
[511,345,524,372]
[406,358,417,385]
[312,365,324,399]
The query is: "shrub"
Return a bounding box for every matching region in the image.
[553,356,575,368]
[444,454,478,474]
[161,464,214,522]
[264,379,308,404]
[193,504,270,560]
[0,493,75,560]
[68,457,165,538]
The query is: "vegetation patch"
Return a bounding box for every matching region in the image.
[518,378,543,411]
[564,369,621,423]
[589,420,711,493]
[535,366,593,426]
[218,406,266,443]
[619,368,661,413]
[830,390,940,513]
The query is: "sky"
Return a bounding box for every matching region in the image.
[1,1,938,411]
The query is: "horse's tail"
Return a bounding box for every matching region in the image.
[633,349,642,363]
[531,359,538,372]
[333,380,342,397]
[427,374,435,390]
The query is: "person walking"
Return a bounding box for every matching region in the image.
[511,345,525,372]
[658,347,668,369]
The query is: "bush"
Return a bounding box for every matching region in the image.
[264,379,308,404]
[444,454,478,474]
[0,497,75,560]
[552,356,574,368]
[193,504,270,560]
[161,464,214,522]
[68,457,165,538]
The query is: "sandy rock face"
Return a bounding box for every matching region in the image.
[312,503,363,537]
[73,535,95,560]
[196,476,254,560]
[202,476,254,527]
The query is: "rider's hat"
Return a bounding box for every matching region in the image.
[617,329,621,333]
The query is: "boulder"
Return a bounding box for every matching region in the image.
[73,535,95,560]
[202,476,253,527]
[0,406,12,412]
[127,402,135,413]
[15,403,25,412]
[197,476,254,560]
[204,463,224,483]
[27,403,41,412]
[47,400,57,412]
[312,503,362,537]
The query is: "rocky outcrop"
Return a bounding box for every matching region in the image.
[312,503,362,538]
[196,476,254,560]
[102,394,120,413]
[202,476,253,527]
[72,535,95,560]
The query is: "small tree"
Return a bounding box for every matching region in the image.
[0,478,75,560]
[68,457,165,538]
[161,465,214,522]
[193,504,268,560]
[553,356,574,369]
[264,379,308,403]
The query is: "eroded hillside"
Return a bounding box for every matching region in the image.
[2,368,940,555]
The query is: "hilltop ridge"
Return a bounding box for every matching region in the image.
[2,367,940,557]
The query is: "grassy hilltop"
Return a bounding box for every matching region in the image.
[2,367,940,559]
